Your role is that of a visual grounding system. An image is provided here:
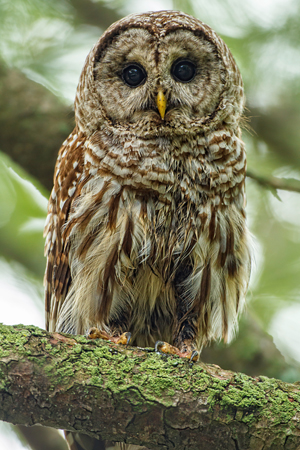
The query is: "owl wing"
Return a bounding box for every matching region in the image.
[44,129,85,332]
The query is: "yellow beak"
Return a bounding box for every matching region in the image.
[156,89,167,120]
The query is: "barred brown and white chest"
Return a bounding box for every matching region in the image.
[44,10,251,450]
[45,123,249,345]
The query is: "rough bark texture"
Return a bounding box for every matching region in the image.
[0,324,300,450]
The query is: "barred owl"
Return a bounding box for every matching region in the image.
[44,10,251,450]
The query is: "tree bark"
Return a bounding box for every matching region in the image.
[0,324,300,450]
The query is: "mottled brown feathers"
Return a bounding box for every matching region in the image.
[44,10,251,450]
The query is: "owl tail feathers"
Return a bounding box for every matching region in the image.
[64,431,105,450]
[64,431,149,450]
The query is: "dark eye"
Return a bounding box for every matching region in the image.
[171,60,196,83]
[122,64,147,87]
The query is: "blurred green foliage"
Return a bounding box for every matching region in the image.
[0,152,47,275]
[0,0,300,447]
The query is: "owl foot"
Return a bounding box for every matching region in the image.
[113,331,131,346]
[155,341,199,362]
[87,328,131,346]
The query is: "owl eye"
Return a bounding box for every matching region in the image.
[122,64,147,87]
[171,60,196,83]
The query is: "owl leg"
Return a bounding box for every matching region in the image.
[155,308,201,362]
[87,327,131,345]
[154,264,201,361]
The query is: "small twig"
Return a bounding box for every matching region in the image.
[247,170,300,194]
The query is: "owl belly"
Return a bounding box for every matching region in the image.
[98,205,178,348]
[58,185,177,339]
[58,173,250,353]
[109,263,177,347]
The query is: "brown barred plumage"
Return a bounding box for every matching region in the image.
[44,10,251,450]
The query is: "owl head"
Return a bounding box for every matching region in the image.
[74,11,244,138]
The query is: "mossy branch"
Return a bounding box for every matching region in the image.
[1,324,300,449]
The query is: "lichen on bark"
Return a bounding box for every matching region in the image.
[1,323,300,449]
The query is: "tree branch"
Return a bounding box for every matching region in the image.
[1,324,300,449]
[247,170,300,194]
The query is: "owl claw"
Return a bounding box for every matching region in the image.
[189,350,199,362]
[155,340,166,353]
[86,327,110,340]
[114,331,131,346]
[87,328,131,346]
[155,340,198,361]
[155,340,179,355]
[126,332,131,346]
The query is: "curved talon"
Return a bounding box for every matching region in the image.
[86,329,93,339]
[86,327,110,340]
[125,332,131,346]
[155,340,165,353]
[87,328,131,346]
[86,327,98,339]
[190,350,199,362]
[115,331,131,346]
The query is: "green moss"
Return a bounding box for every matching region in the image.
[56,362,75,379]
[0,349,10,358]
[73,344,82,354]
[25,325,46,337]
[75,335,92,345]
[220,385,266,409]
[242,413,254,423]
[0,324,30,349]
[49,346,60,355]
[90,375,103,386]
[1,323,300,431]
[132,373,148,387]
[0,368,6,390]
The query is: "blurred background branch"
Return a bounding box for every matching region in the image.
[0,65,73,191]
[247,170,300,194]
